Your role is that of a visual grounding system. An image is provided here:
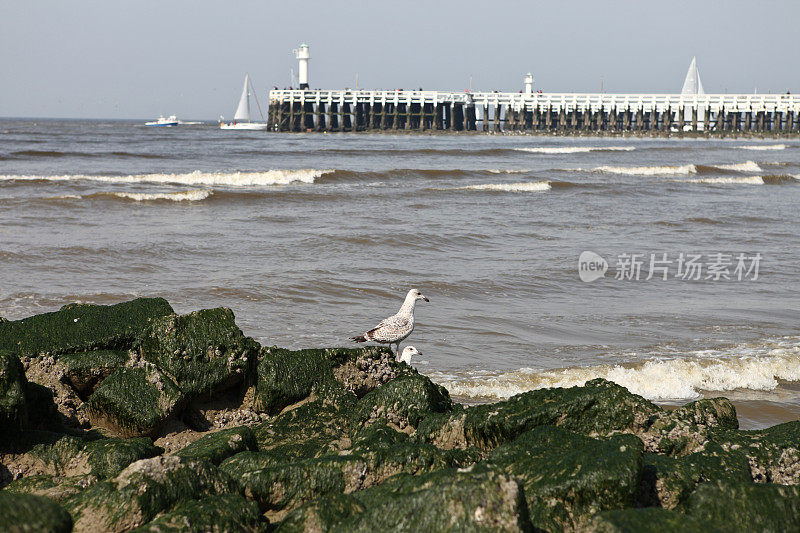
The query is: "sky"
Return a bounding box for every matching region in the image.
[2,0,799,119]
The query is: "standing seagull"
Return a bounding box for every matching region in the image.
[350,289,429,355]
[398,346,421,365]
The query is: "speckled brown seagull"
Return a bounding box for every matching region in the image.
[350,289,429,355]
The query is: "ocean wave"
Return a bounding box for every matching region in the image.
[592,164,698,176]
[433,338,800,401]
[713,160,762,172]
[487,169,534,174]
[452,181,553,192]
[681,175,798,185]
[0,169,333,187]
[514,146,635,154]
[5,149,168,160]
[740,144,787,151]
[113,190,212,202]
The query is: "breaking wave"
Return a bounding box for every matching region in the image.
[592,164,698,176]
[740,144,787,151]
[113,190,212,202]
[451,181,553,192]
[681,175,798,185]
[433,338,800,401]
[0,169,333,187]
[713,161,762,172]
[514,146,635,154]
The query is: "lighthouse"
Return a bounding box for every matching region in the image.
[294,43,310,89]
[524,73,533,95]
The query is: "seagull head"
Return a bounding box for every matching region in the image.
[408,288,429,303]
[399,345,421,364]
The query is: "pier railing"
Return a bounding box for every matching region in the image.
[266,89,800,133]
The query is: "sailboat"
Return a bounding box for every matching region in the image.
[679,57,706,130]
[220,74,268,130]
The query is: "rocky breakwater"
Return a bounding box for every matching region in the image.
[1,297,799,532]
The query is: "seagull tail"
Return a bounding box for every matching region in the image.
[349,335,367,343]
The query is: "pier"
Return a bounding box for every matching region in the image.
[267,90,800,134]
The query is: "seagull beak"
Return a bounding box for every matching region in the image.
[422,295,429,302]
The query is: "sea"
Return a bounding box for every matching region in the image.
[1,118,799,429]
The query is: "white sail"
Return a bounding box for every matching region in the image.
[681,57,705,96]
[233,74,251,122]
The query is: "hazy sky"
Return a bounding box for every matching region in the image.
[3,1,798,119]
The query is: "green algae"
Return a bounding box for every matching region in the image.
[0,491,73,532]
[86,365,184,437]
[59,349,128,396]
[176,426,257,465]
[584,508,713,533]
[131,493,263,532]
[137,308,259,398]
[686,481,800,531]
[0,351,28,430]
[0,298,173,357]
[352,373,453,431]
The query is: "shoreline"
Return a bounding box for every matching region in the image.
[2,298,799,531]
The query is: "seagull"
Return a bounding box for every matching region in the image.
[398,346,421,365]
[350,288,429,355]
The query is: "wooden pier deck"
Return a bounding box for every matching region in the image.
[267,90,800,134]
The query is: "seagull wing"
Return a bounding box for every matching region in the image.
[366,313,411,342]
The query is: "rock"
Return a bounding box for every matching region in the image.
[59,350,128,397]
[131,493,263,532]
[639,442,752,509]
[254,346,405,415]
[0,298,174,358]
[136,308,259,399]
[581,508,711,532]
[352,373,453,433]
[640,398,739,456]
[0,430,162,481]
[275,493,365,533]
[334,468,531,532]
[65,455,239,533]
[176,426,257,465]
[685,481,800,531]
[3,473,96,502]
[252,399,354,460]
[485,425,644,531]
[86,364,184,438]
[715,420,800,484]
[232,455,367,514]
[0,492,73,533]
[0,351,28,430]
[418,378,658,450]
[20,355,87,428]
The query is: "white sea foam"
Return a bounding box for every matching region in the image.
[740,144,786,151]
[455,181,552,192]
[515,146,635,154]
[0,169,333,187]
[715,160,762,172]
[592,164,698,176]
[114,189,212,202]
[487,169,534,174]
[683,176,765,185]
[433,338,800,401]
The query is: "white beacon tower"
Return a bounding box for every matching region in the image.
[294,43,310,89]
[524,73,533,95]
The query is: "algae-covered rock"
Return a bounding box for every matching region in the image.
[641,397,739,456]
[3,473,95,502]
[131,493,263,532]
[581,508,712,533]
[0,351,28,430]
[59,350,128,397]
[232,455,367,513]
[176,426,257,465]
[352,373,453,432]
[252,399,353,460]
[343,468,531,532]
[485,425,643,531]
[0,430,162,481]
[65,455,239,532]
[639,442,752,509]
[714,420,800,484]
[254,346,404,415]
[418,378,657,450]
[0,298,174,357]
[0,491,73,533]
[276,493,365,533]
[686,481,800,531]
[86,364,184,438]
[137,308,258,398]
